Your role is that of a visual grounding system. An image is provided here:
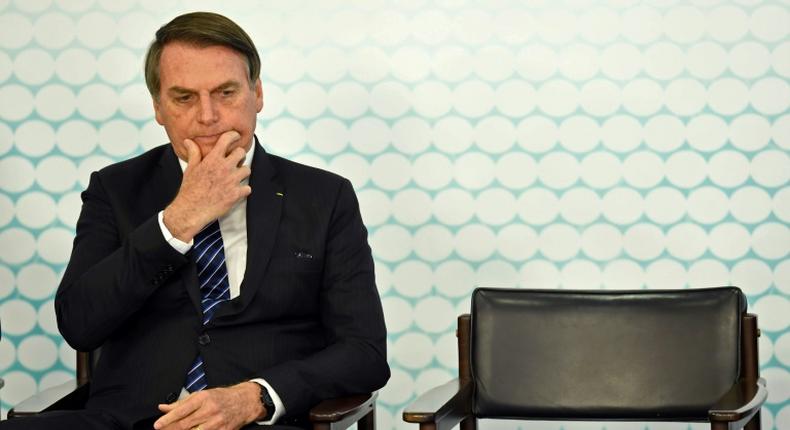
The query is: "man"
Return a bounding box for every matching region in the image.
[2,11,389,430]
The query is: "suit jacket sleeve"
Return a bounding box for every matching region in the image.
[55,171,188,351]
[259,178,390,417]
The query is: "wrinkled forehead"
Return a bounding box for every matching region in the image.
[158,42,252,89]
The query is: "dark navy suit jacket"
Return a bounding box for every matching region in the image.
[54,139,389,428]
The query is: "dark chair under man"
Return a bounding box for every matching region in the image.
[404,286,766,430]
[0,319,4,420]
[8,348,376,430]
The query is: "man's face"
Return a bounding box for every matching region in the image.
[154,42,263,161]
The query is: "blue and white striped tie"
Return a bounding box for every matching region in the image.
[184,220,230,392]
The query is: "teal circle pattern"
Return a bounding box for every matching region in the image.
[1,1,789,429]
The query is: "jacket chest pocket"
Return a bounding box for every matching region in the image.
[269,253,323,273]
[262,256,323,312]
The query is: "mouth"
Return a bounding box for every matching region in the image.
[192,133,223,145]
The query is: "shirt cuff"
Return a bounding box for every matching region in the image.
[250,378,286,425]
[157,211,192,254]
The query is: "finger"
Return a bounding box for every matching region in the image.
[169,410,212,430]
[183,139,201,168]
[153,409,185,429]
[239,184,252,199]
[157,400,182,413]
[234,165,252,182]
[156,397,184,413]
[211,130,241,158]
[170,396,220,430]
[227,145,247,167]
[153,397,201,429]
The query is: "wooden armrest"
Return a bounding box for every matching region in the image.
[309,392,376,430]
[709,378,767,428]
[8,380,87,418]
[403,379,472,430]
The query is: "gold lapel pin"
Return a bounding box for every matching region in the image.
[276,192,284,197]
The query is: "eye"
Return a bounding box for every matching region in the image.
[175,94,192,103]
[221,88,236,97]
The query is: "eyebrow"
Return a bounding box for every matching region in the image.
[166,80,243,97]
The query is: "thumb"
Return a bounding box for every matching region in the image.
[183,139,201,169]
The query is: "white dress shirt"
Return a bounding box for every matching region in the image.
[156,142,286,424]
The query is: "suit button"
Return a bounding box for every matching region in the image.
[166,392,178,403]
[198,334,211,346]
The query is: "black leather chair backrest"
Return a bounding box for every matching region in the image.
[471,287,746,420]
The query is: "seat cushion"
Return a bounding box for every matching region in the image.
[471,287,745,420]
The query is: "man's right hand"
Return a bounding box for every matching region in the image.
[163,130,252,242]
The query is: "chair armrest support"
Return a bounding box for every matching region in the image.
[309,392,376,430]
[403,379,472,430]
[709,378,767,429]
[8,380,87,418]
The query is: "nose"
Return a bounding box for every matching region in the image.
[197,96,219,125]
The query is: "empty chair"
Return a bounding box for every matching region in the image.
[404,287,765,430]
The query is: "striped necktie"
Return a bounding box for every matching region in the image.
[184,220,230,392]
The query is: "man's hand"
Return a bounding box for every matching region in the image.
[153,382,265,430]
[163,130,252,242]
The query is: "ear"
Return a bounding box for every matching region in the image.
[153,98,164,125]
[255,78,263,113]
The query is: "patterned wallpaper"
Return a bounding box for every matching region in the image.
[0,0,789,428]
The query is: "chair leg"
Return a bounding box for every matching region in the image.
[745,411,761,430]
[711,422,728,430]
[358,408,375,430]
[460,417,476,430]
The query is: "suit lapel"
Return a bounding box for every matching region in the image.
[220,139,284,317]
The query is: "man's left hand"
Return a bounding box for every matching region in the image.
[153,382,265,430]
